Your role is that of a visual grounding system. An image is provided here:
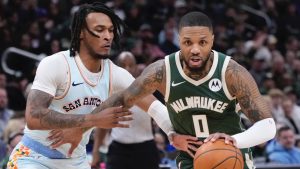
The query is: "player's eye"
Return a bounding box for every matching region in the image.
[200,40,207,46]
[108,28,114,33]
[184,40,191,46]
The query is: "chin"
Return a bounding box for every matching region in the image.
[189,67,203,71]
[94,53,110,59]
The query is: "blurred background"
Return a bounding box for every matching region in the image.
[0,0,300,169]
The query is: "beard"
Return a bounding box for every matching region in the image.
[93,53,110,59]
[183,56,210,72]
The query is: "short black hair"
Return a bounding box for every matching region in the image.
[69,2,125,57]
[277,126,293,136]
[178,11,213,31]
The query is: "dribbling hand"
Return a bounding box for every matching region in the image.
[204,132,237,147]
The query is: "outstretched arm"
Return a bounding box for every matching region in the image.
[91,60,166,115]
[26,89,88,129]
[225,59,276,148]
[26,89,131,130]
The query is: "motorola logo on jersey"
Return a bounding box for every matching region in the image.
[208,78,222,92]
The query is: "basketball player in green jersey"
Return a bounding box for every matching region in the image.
[50,11,276,169]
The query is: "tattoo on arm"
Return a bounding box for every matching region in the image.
[226,61,271,123]
[28,90,85,129]
[91,60,165,114]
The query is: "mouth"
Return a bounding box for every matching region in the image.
[189,57,203,67]
[102,44,111,50]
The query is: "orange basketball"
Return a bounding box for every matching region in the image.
[194,139,244,169]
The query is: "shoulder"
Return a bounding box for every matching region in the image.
[144,59,165,72]
[225,59,250,83]
[39,50,69,67]
[109,60,131,74]
[109,60,135,90]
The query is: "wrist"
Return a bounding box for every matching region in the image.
[84,114,96,128]
[167,131,176,144]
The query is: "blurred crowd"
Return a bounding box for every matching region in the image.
[0,0,300,168]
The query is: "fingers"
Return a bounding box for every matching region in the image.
[115,116,133,122]
[187,149,195,158]
[48,130,62,140]
[187,144,198,152]
[210,133,224,142]
[204,134,215,143]
[111,106,132,115]
[186,136,199,141]
[114,111,132,118]
[188,140,203,146]
[204,133,236,146]
[224,136,236,146]
[115,123,130,128]
[67,144,76,157]
[50,138,64,149]
[204,133,223,142]
[111,116,133,128]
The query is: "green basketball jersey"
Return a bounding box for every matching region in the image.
[164,50,244,140]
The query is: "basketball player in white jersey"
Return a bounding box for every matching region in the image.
[7,2,194,169]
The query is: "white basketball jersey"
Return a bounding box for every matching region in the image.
[24,50,111,158]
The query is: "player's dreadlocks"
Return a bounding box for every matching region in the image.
[69,2,125,57]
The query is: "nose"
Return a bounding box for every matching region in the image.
[191,45,201,55]
[103,30,113,41]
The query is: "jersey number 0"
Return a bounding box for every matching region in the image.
[192,115,209,138]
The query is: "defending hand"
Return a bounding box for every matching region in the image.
[168,133,203,158]
[48,128,83,157]
[93,106,133,128]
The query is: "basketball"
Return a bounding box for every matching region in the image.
[194,139,244,169]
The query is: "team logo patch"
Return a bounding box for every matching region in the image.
[208,78,222,92]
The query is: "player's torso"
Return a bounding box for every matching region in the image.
[24,50,111,157]
[165,51,243,139]
[49,52,110,115]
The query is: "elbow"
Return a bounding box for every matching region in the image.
[269,118,277,140]
[26,122,36,130]
[25,111,41,130]
[26,118,40,130]
[263,118,276,141]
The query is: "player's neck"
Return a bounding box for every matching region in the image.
[78,51,102,73]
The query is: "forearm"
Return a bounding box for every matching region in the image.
[91,92,127,114]
[27,108,94,130]
[232,118,276,148]
[26,89,96,130]
[148,100,174,135]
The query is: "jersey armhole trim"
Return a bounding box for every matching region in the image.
[109,61,113,97]
[222,56,235,100]
[54,54,71,100]
[164,55,171,102]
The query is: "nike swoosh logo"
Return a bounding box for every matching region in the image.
[72,81,84,86]
[171,81,185,87]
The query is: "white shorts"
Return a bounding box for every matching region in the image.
[7,140,90,169]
